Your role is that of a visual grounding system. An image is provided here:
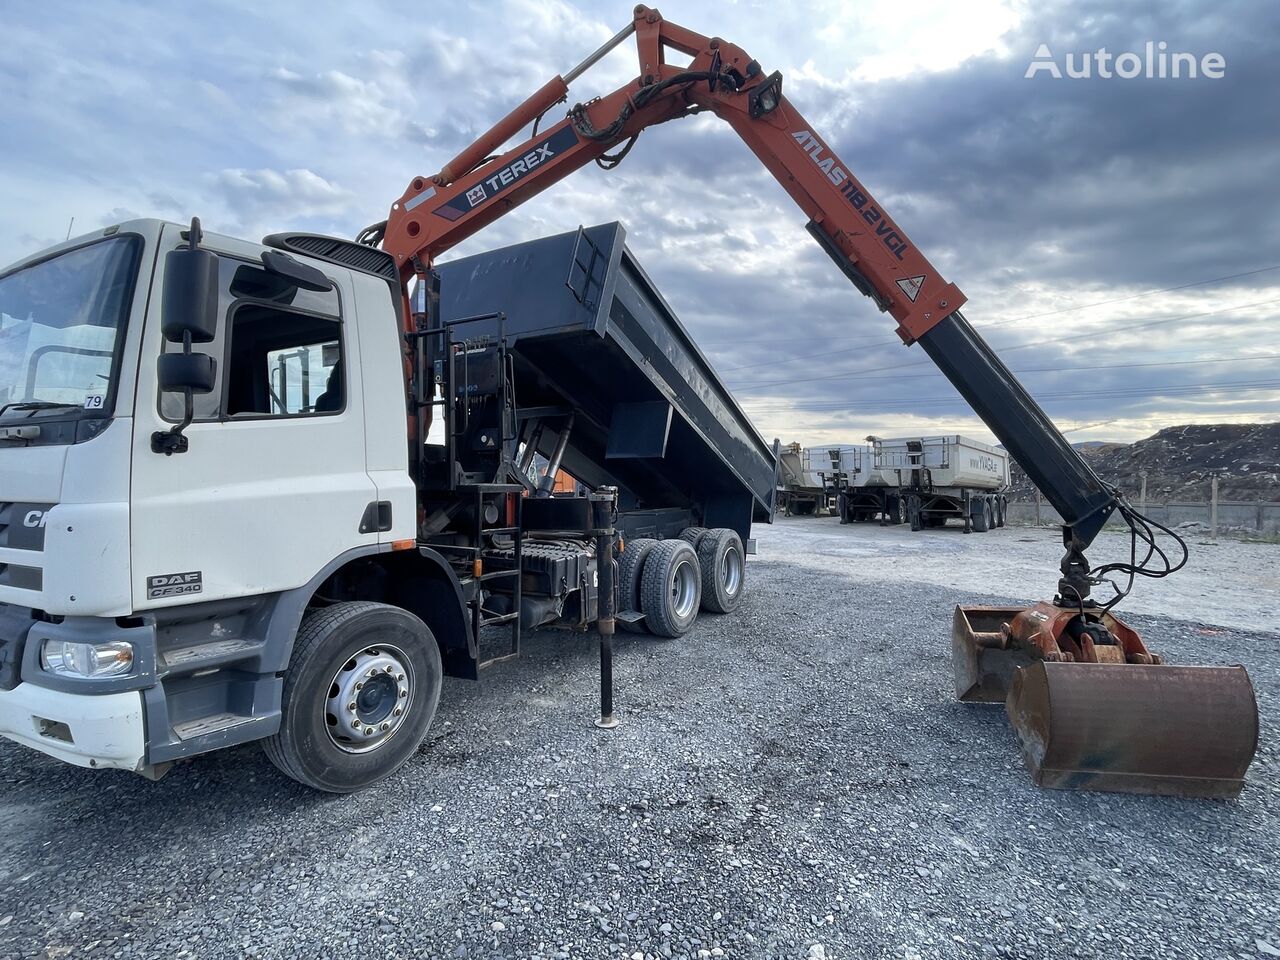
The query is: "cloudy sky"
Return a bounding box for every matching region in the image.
[2,0,1276,445]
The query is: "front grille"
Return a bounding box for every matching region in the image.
[0,562,42,591]
[0,501,52,552]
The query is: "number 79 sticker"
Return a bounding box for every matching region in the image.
[83,394,106,409]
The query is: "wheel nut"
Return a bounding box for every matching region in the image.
[395,674,405,682]
[394,707,403,717]
[348,702,357,711]
[399,689,408,698]
[355,682,364,690]
[381,722,390,731]
[365,727,375,736]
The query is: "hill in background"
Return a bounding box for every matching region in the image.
[1009,423,1280,503]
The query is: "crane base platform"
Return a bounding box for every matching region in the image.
[953,605,1260,798]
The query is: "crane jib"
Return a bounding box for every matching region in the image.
[791,131,909,261]
[433,125,580,222]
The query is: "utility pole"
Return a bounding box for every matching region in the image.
[1034,489,1041,527]
[1138,471,1148,514]
[65,216,75,241]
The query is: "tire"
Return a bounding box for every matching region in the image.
[909,495,923,532]
[697,528,746,614]
[617,538,658,634]
[262,601,442,793]
[892,496,908,525]
[972,499,990,533]
[996,497,1006,528]
[640,539,702,638]
[679,525,710,547]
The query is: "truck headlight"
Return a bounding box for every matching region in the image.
[41,640,134,678]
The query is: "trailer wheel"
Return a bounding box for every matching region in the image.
[996,497,1007,528]
[972,499,991,533]
[697,528,746,614]
[617,538,658,633]
[262,601,442,793]
[887,495,907,525]
[640,539,702,638]
[679,526,711,547]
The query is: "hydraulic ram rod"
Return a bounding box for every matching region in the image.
[917,311,1117,546]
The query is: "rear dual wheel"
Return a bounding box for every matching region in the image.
[697,528,746,614]
[618,538,659,634]
[641,539,702,637]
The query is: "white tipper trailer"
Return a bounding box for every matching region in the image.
[869,435,1010,532]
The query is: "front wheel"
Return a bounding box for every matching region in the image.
[262,601,442,793]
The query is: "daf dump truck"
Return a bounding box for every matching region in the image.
[0,6,1259,796]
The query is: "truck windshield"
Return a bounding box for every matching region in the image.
[0,236,140,419]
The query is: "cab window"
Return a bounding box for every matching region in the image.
[161,257,342,421]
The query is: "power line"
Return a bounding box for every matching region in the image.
[726,297,1280,390]
[979,263,1280,327]
[738,352,1280,386]
[695,262,1280,354]
[738,378,1280,411]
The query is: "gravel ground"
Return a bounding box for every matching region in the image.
[1,518,1277,960]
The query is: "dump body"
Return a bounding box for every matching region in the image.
[874,435,1009,490]
[436,223,777,541]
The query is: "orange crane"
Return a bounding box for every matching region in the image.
[359,5,1257,796]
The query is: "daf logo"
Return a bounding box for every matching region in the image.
[23,510,48,529]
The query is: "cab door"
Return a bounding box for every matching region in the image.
[130,226,381,610]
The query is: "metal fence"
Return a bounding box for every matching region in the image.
[1006,498,1280,534]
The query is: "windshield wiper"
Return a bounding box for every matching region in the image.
[0,400,82,417]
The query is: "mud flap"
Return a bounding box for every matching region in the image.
[1007,661,1259,798]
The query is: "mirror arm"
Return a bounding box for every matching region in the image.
[151,325,195,456]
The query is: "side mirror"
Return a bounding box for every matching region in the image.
[153,217,218,456]
[162,236,219,344]
[157,352,217,394]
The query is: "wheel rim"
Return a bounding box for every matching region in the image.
[721,546,743,597]
[324,643,413,754]
[671,558,699,619]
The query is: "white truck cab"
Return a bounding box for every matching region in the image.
[0,217,763,792]
[0,219,449,789]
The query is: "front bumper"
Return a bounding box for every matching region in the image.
[0,682,146,771]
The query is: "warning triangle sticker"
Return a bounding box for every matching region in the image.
[896,275,925,302]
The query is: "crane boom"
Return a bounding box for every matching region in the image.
[379,5,1112,553]
[373,5,1258,797]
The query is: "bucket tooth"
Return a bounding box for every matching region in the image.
[1006,661,1260,798]
[951,606,1035,702]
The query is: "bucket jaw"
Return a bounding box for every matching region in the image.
[953,603,1260,798]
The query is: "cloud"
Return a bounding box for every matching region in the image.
[0,0,1274,446]
[212,168,354,215]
